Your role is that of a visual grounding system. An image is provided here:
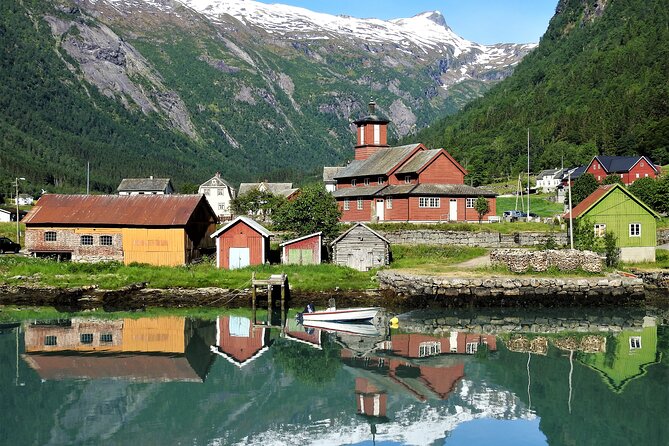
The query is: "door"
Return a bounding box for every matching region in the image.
[289,248,314,265]
[375,199,384,221]
[229,247,250,269]
[449,199,458,221]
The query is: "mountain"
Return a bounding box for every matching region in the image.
[412,0,669,184]
[0,0,534,195]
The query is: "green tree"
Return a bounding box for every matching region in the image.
[602,175,623,185]
[571,173,599,206]
[474,196,490,223]
[272,183,341,238]
[603,231,619,267]
[573,217,596,251]
[179,182,200,194]
[231,189,286,221]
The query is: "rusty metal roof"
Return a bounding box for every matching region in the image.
[23,194,214,227]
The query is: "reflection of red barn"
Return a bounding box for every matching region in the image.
[390,332,496,358]
[210,316,270,367]
[211,216,272,269]
[283,320,323,349]
[280,232,322,265]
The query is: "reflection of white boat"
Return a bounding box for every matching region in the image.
[303,320,381,337]
[302,307,380,322]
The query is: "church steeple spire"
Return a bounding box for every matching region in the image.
[354,99,390,160]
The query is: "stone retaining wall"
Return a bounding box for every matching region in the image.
[377,271,645,305]
[658,229,669,245]
[378,230,568,248]
[490,249,603,273]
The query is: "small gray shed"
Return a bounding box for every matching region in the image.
[331,223,390,271]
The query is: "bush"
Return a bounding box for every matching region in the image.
[603,231,619,267]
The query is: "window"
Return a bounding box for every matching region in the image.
[357,198,363,210]
[359,125,365,145]
[80,333,93,344]
[44,335,57,346]
[351,179,357,187]
[404,176,411,184]
[45,231,57,242]
[466,198,475,208]
[386,198,393,209]
[629,336,641,349]
[218,203,226,210]
[640,161,645,167]
[373,124,380,144]
[466,342,479,354]
[343,199,350,211]
[418,341,441,357]
[594,224,606,238]
[645,173,648,177]
[378,177,384,185]
[419,197,440,208]
[364,178,370,186]
[636,173,640,178]
[100,333,113,343]
[81,235,93,246]
[100,235,113,246]
[204,188,210,195]
[620,174,623,178]
[629,223,641,237]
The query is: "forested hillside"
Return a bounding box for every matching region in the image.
[414,0,669,184]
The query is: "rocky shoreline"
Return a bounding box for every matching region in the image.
[1,270,667,311]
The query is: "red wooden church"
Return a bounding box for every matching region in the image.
[329,101,496,223]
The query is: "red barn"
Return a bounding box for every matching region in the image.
[328,101,496,223]
[210,216,272,269]
[280,232,322,265]
[585,155,660,185]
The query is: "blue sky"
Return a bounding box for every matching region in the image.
[255,0,557,44]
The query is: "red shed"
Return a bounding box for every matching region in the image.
[279,232,322,265]
[210,216,272,269]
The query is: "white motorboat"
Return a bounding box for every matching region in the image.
[301,307,380,323]
[302,320,381,337]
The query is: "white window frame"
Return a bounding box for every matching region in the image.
[364,178,370,186]
[629,223,641,237]
[419,197,440,208]
[594,224,606,238]
[418,341,441,358]
[343,199,350,211]
[357,198,363,210]
[373,124,380,144]
[466,198,475,209]
[378,177,384,185]
[80,333,94,344]
[44,335,57,346]
[81,235,93,246]
[351,179,357,187]
[386,198,393,209]
[45,231,57,242]
[629,336,641,350]
[360,125,365,145]
[466,342,478,354]
[404,176,411,184]
[100,235,113,246]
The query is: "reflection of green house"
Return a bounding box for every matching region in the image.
[566,183,661,262]
[578,318,661,393]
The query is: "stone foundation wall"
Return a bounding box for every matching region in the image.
[378,230,568,248]
[377,271,645,304]
[657,229,669,245]
[490,249,603,273]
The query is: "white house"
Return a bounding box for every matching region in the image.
[0,209,11,223]
[535,169,564,193]
[199,172,236,221]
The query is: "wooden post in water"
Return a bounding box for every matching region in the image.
[251,272,257,324]
[280,273,286,328]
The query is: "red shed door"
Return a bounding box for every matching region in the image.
[229,247,250,269]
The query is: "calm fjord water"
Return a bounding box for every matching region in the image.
[1,307,667,445]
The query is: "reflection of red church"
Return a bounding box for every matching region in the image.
[356,378,387,418]
[389,332,496,358]
[210,316,271,367]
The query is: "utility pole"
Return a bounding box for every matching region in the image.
[527,128,530,220]
[568,170,574,249]
[14,177,25,244]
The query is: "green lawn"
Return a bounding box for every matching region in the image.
[369,220,562,234]
[0,222,24,246]
[496,195,564,218]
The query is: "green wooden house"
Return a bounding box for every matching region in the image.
[567,184,661,262]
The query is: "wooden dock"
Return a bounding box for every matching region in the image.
[251,272,288,327]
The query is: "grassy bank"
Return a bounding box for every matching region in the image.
[0,245,488,291]
[0,222,24,246]
[495,195,564,218]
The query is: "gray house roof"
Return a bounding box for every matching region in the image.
[410,184,497,197]
[333,144,421,179]
[331,223,390,245]
[200,173,234,190]
[323,167,345,183]
[238,182,297,198]
[331,185,387,198]
[117,177,174,193]
[537,168,561,179]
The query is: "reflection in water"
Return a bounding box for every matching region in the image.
[0,307,666,445]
